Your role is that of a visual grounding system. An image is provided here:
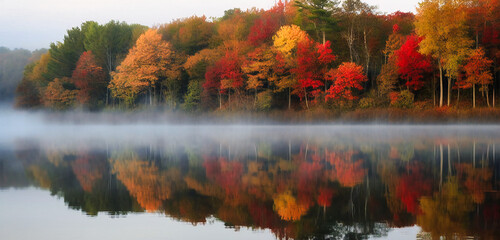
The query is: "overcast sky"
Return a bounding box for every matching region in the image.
[0,0,420,51]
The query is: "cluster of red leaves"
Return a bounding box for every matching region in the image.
[317,187,335,207]
[389,91,400,105]
[462,48,493,88]
[325,62,367,101]
[203,156,244,204]
[293,40,335,103]
[248,11,281,46]
[325,150,366,188]
[72,51,107,105]
[392,24,400,34]
[396,35,432,91]
[395,163,432,214]
[203,51,243,94]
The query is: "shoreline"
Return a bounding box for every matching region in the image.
[5,106,500,125]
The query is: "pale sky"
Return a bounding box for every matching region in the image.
[0,0,420,51]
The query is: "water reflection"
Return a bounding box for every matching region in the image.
[1,126,499,239]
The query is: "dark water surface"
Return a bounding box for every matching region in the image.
[0,115,499,239]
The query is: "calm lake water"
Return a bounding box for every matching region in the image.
[0,112,499,239]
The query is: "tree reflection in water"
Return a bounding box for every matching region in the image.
[4,131,499,240]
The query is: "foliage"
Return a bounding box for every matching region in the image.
[83,20,141,73]
[325,62,367,101]
[242,46,275,93]
[415,0,473,106]
[377,25,402,99]
[182,80,202,111]
[15,51,50,107]
[358,96,375,109]
[248,8,282,46]
[396,35,432,91]
[390,90,414,109]
[43,77,77,110]
[273,25,310,59]
[109,29,174,105]
[184,48,223,79]
[293,39,335,107]
[0,47,35,100]
[462,48,493,91]
[158,16,215,55]
[273,191,310,221]
[46,26,86,80]
[294,0,339,44]
[218,51,244,93]
[71,51,107,108]
[383,24,404,58]
[13,0,499,114]
[255,90,273,111]
[377,57,399,98]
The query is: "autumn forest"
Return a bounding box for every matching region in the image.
[13,0,500,120]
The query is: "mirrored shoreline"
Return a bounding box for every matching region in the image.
[1,125,499,239]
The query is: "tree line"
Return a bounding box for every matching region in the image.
[0,47,46,102]
[15,0,500,111]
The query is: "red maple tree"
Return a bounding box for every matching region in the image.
[247,7,281,46]
[203,51,243,108]
[72,51,107,107]
[396,35,432,91]
[293,39,335,108]
[325,62,367,101]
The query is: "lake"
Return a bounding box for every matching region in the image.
[0,111,499,239]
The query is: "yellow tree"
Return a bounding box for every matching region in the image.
[273,191,310,221]
[242,46,276,106]
[418,177,474,239]
[272,25,310,109]
[110,153,181,212]
[109,29,174,106]
[273,25,309,59]
[415,0,473,107]
[16,52,52,108]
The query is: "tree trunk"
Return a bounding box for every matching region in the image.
[473,84,476,108]
[288,87,291,110]
[448,77,451,106]
[153,86,156,106]
[433,73,436,107]
[486,88,490,107]
[440,144,443,191]
[322,31,326,45]
[448,144,451,176]
[473,140,476,168]
[219,90,222,109]
[363,30,370,76]
[254,88,257,107]
[345,23,355,63]
[304,88,309,110]
[313,22,320,43]
[439,61,443,107]
[288,140,291,162]
[149,87,152,106]
[457,87,460,107]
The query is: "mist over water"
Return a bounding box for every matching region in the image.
[2,107,500,144]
